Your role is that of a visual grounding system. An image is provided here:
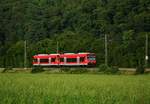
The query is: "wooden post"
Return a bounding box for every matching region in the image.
[24,40,27,70]
[105,34,108,66]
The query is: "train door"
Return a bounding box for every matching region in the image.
[55,55,60,65]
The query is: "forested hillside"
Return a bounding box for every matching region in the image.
[0,0,149,67]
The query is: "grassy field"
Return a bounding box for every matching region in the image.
[0,73,149,104]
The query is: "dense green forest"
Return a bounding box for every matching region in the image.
[0,0,149,68]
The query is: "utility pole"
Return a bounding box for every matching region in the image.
[105,34,108,66]
[57,41,59,54]
[24,40,27,70]
[145,34,148,68]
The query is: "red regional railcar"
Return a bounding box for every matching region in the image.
[32,52,96,66]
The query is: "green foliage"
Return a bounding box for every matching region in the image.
[60,68,88,74]
[110,66,119,74]
[69,68,88,74]
[31,66,44,73]
[0,0,150,68]
[99,64,109,72]
[99,64,119,74]
[136,66,145,74]
[2,66,13,73]
[60,67,70,72]
[136,63,145,74]
[0,74,150,104]
[6,41,24,67]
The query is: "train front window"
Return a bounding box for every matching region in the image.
[33,59,38,62]
[88,55,96,61]
[88,57,96,61]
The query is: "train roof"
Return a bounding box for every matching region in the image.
[33,52,95,58]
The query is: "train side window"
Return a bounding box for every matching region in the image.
[40,59,49,63]
[80,57,85,62]
[51,58,55,62]
[60,58,64,62]
[67,58,77,62]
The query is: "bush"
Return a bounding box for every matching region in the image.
[31,66,44,73]
[60,67,70,72]
[2,66,13,73]
[98,64,109,72]
[69,68,88,74]
[136,64,145,74]
[110,66,119,74]
[99,64,119,74]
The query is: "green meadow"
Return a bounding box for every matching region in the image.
[0,73,149,104]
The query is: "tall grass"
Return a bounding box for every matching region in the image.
[0,73,149,104]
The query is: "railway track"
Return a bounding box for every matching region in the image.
[1,68,150,72]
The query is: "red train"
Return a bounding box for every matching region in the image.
[32,52,96,66]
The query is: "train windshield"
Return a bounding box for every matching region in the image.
[88,54,96,61]
[33,58,38,62]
